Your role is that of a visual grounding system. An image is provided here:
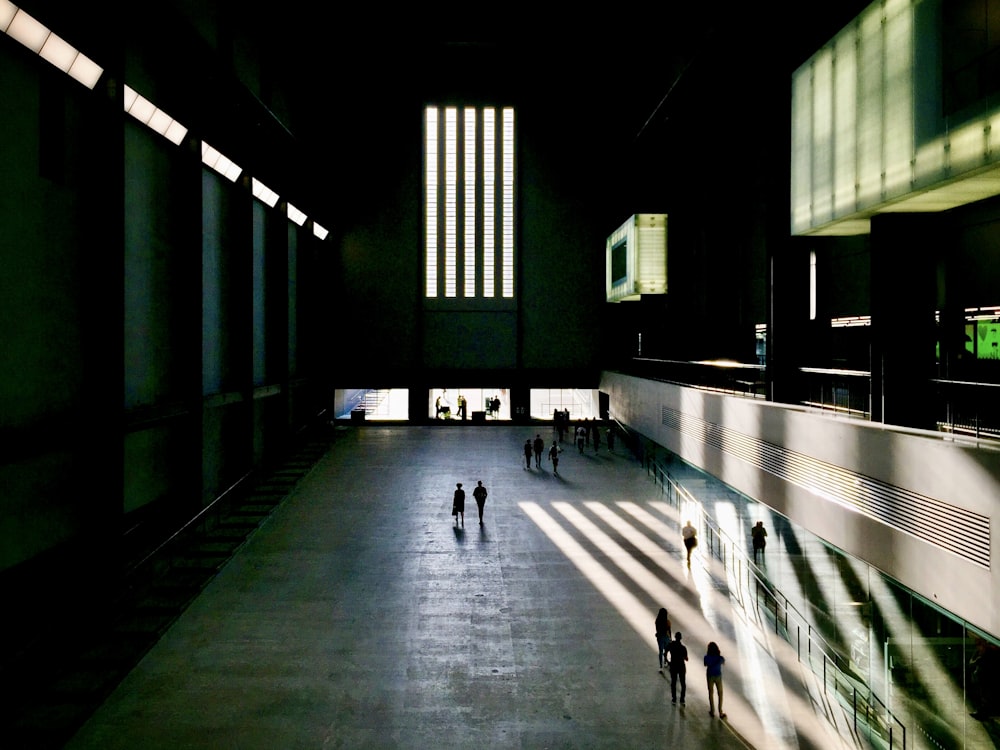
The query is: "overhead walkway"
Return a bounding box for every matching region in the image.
[58,425,869,749]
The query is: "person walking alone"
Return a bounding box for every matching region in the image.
[704,641,726,718]
[751,520,767,563]
[665,632,688,705]
[473,480,488,525]
[548,441,561,475]
[533,434,544,468]
[452,483,465,527]
[523,439,533,469]
[682,520,698,565]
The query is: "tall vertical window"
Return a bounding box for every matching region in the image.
[464,108,476,297]
[809,250,817,321]
[483,108,496,298]
[425,108,438,298]
[502,108,514,297]
[425,105,515,299]
[444,108,457,297]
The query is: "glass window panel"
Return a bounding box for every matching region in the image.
[464,108,476,297]
[424,105,513,300]
[425,107,438,297]
[444,108,457,298]
[483,108,496,298]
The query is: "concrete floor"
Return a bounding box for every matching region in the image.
[66,425,864,749]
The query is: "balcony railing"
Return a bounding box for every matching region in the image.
[624,359,1000,442]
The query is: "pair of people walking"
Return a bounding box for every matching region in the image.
[451,480,489,525]
[655,609,727,719]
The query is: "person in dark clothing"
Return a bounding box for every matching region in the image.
[472,480,488,525]
[548,441,561,475]
[751,520,767,563]
[533,434,544,468]
[452,483,465,526]
[665,631,688,704]
[523,439,533,469]
[655,608,672,672]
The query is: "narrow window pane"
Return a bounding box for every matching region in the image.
[445,108,457,298]
[502,107,515,298]
[425,107,438,297]
[810,250,817,320]
[464,108,476,297]
[483,108,496,298]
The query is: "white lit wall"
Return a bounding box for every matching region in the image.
[600,370,1000,639]
[791,0,1000,236]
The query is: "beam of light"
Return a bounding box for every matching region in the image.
[714,502,800,747]
[522,499,860,750]
[517,501,655,646]
[844,556,994,748]
[554,502,675,604]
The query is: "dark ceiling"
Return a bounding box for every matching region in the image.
[18,0,874,229]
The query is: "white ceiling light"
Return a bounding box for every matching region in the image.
[201,142,242,182]
[5,7,47,51]
[0,1,18,31]
[286,203,307,226]
[67,51,101,88]
[251,177,279,207]
[3,6,103,89]
[312,222,329,240]
[123,85,188,146]
[38,30,74,69]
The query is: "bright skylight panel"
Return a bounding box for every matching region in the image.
[6,8,47,52]
[67,51,102,88]
[163,120,188,145]
[201,142,242,182]
[38,31,75,71]
[125,85,187,145]
[126,90,156,124]
[251,177,279,207]
[0,1,17,31]
[287,203,307,226]
[147,108,173,135]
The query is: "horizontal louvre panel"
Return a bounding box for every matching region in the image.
[662,405,990,568]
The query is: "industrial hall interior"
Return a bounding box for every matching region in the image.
[3,0,1000,748]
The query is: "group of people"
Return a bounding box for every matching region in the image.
[451,480,489,526]
[655,518,769,719]
[435,390,468,420]
[655,608,728,719]
[522,433,564,475]
[565,418,614,454]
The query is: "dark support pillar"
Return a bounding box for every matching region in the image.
[768,238,812,406]
[410,386,430,424]
[869,214,941,429]
[510,388,530,424]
